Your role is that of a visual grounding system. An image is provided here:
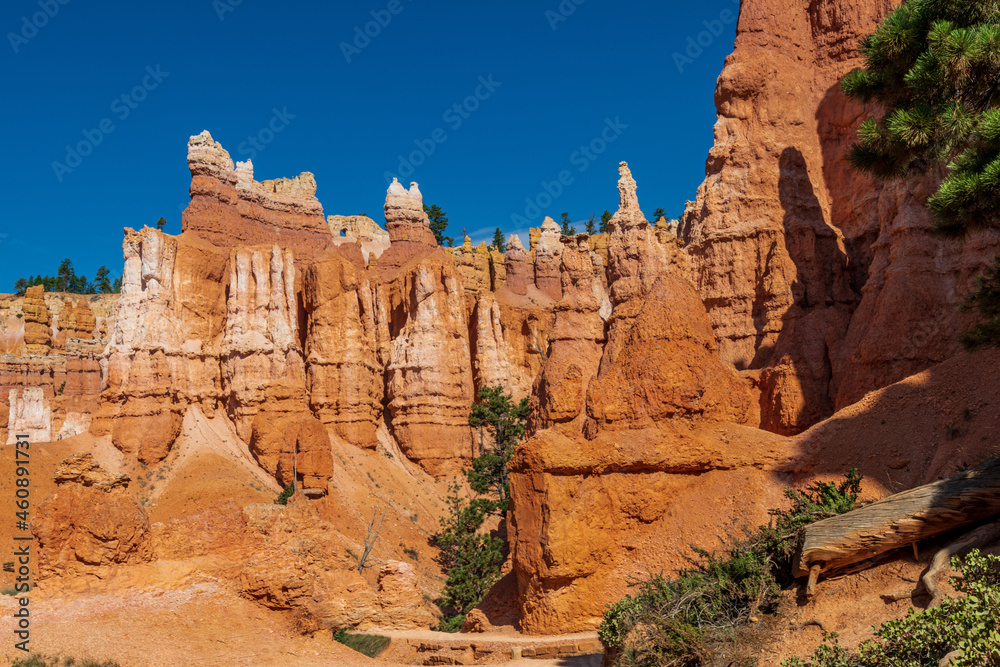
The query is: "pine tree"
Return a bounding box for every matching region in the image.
[843,0,1000,347]
[600,210,612,233]
[156,217,166,231]
[13,278,28,296]
[652,207,666,221]
[559,212,576,236]
[94,266,113,294]
[57,258,74,293]
[585,214,597,235]
[433,386,528,631]
[424,204,454,247]
[491,227,506,253]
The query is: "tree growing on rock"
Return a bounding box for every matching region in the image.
[433,385,529,631]
[491,227,506,253]
[600,210,612,233]
[586,214,598,235]
[559,212,576,236]
[842,0,1000,347]
[424,204,454,247]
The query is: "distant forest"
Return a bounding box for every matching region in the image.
[13,259,121,295]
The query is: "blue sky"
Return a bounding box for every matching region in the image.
[0,0,740,290]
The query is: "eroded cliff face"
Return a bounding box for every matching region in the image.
[76,132,569,481]
[0,290,115,445]
[510,164,767,633]
[16,130,581,631]
[679,0,1000,434]
[181,131,333,263]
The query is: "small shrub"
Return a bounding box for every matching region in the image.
[332,629,390,658]
[961,257,1000,350]
[1,587,18,596]
[783,550,1000,666]
[274,482,295,505]
[600,470,863,666]
[12,656,121,667]
[404,547,420,561]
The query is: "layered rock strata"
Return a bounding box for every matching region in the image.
[680,0,1000,433]
[181,131,333,262]
[510,163,761,633]
[6,387,52,444]
[22,286,51,355]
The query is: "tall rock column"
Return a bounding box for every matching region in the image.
[221,244,305,434]
[22,286,51,356]
[509,165,760,634]
[303,248,381,449]
[533,217,564,302]
[529,235,610,433]
[381,257,475,476]
[95,227,227,464]
[677,0,911,433]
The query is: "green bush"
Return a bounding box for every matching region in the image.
[599,470,863,667]
[274,481,295,505]
[332,629,390,658]
[12,656,120,667]
[783,550,1000,667]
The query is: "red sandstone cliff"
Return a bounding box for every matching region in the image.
[680,0,1000,434]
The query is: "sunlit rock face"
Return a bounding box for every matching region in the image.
[181,131,333,263]
[7,387,52,444]
[678,0,1000,433]
[511,163,764,634]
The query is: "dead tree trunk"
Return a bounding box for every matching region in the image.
[793,458,1000,579]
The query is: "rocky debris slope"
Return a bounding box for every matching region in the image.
[240,497,437,630]
[33,454,152,581]
[679,0,1000,434]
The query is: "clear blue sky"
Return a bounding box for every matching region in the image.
[0,0,740,290]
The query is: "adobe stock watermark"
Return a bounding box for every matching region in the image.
[340,0,414,64]
[7,0,71,54]
[672,0,739,73]
[384,75,501,183]
[213,0,244,21]
[545,0,585,31]
[237,107,296,159]
[510,116,628,226]
[51,65,169,182]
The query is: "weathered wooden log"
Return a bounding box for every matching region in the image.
[793,458,1000,579]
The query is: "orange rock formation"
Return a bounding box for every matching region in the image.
[679,0,1000,434]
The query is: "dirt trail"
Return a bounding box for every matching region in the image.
[0,586,603,667]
